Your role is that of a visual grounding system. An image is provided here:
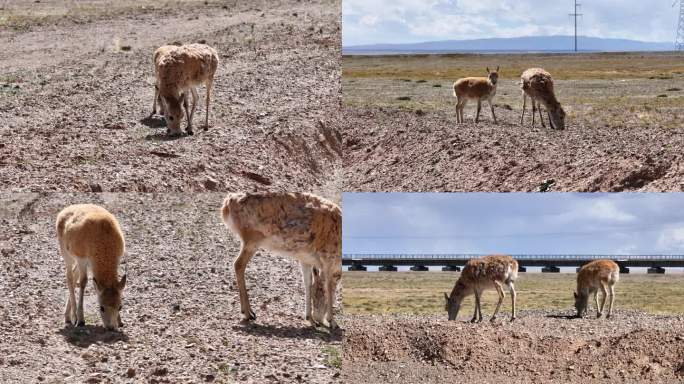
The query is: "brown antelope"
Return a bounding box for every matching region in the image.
[154,43,219,136]
[56,204,127,331]
[520,68,566,130]
[221,192,342,328]
[574,259,619,319]
[151,44,182,117]
[453,66,500,124]
[444,254,518,322]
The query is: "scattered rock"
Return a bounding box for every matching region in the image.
[125,368,136,378]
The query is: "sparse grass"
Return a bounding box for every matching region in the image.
[322,346,341,369]
[343,53,684,81]
[343,272,684,316]
[217,362,238,378]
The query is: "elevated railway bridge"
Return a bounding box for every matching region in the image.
[343,254,684,274]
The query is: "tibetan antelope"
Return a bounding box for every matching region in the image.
[154,43,218,136]
[453,66,500,124]
[152,44,183,117]
[520,68,566,130]
[574,259,619,319]
[56,204,127,331]
[221,192,342,328]
[444,254,518,322]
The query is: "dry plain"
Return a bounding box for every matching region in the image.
[0,0,342,192]
[342,53,684,192]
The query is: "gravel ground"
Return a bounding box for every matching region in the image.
[342,310,684,383]
[341,106,684,192]
[0,193,342,383]
[0,0,342,192]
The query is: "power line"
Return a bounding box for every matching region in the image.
[569,0,583,52]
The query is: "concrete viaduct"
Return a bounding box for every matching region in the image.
[343,254,684,274]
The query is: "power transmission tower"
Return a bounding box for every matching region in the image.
[675,0,684,50]
[569,0,583,52]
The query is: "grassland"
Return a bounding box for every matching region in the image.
[343,272,684,316]
[343,52,684,81]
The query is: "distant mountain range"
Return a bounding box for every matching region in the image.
[343,35,675,54]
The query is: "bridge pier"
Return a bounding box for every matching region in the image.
[410,265,429,272]
[647,266,666,274]
[379,265,397,272]
[517,265,527,273]
[349,263,367,271]
[542,266,560,273]
[441,265,460,272]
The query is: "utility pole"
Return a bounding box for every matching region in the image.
[675,0,684,51]
[569,0,583,52]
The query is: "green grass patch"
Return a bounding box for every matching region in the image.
[322,346,341,369]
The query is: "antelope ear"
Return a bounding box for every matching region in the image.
[92,278,101,292]
[573,291,578,299]
[496,65,500,72]
[486,67,490,73]
[444,292,450,301]
[118,274,127,290]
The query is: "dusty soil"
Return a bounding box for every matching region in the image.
[0,0,342,193]
[341,105,684,192]
[342,310,684,383]
[0,193,341,383]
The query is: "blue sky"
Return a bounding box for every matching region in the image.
[343,0,679,46]
[342,193,684,255]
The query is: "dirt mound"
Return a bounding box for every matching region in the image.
[341,106,684,192]
[342,311,684,383]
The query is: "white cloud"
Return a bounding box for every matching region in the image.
[553,199,636,225]
[656,226,684,251]
[343,0,678,45]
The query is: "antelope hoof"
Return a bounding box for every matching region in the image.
[596,313,603,319]
[510,316,516,322]
[186,128,194,136]
[490,316,497,323]
[470,318,478,323]
[327,319,338,330]
[606,314,611,319]
[77,320,85,327]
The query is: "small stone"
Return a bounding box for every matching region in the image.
[203,176,219,191]
[125,368,136,378]
[90,184,103,192]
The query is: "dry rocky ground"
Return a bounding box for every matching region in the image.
[342,310,684,383]
[0,0,342,192]
[0,193,341,383]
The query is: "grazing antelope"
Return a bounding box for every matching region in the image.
[574,259,619,319]
[444,254,518,322]
[154,43,219,136]
[520,68,566,130]
[56,204,127,331]
[221,192,342,328]
[453,66,500,124]
[152,44,183,117]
